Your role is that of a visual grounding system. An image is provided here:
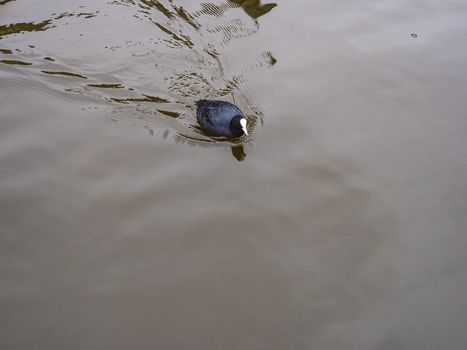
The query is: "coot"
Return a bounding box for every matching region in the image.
[196,99,248,137]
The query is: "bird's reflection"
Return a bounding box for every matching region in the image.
[231,145,247,161]
[229,0,278,19]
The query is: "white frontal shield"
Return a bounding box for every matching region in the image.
[240,118,248,136]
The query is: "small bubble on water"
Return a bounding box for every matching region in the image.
[411,33,418,38]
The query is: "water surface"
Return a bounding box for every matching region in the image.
[1,1,467,349]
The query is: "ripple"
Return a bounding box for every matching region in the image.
[87,83,124,89]
[140,0,173,18]
[110,95,170,104]
[53,11,99,20]
[157,109,181,118]
[0,0,274,149]
[41,70,88,79]
[196,2,234,18]
[152,21,194,48]
[0,59,32,65]
[173,5,200,30]
[0,20,52,39]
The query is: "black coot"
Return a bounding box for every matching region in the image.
[196,100,248,137]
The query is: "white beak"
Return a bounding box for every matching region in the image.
[240,118,248,136]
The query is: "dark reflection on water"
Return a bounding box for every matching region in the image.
[229,0,277,19]
[87,83,124,89]
[198,0,277,20]
[110,95,169,104]
[0,20,52,38]
[41,70,88,79]
[0,59,32,65]
[0,0,16,6]
[231,144,247,161]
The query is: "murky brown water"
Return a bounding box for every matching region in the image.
[1,1,467,349]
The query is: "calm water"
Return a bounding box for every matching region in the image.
[1,1,466,349]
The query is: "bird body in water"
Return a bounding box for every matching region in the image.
[196,100,248,137]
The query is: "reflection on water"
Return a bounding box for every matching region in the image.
[41,70,88,79]
[0,0,277,160]
[110,95,169,104]
[87,83,124,89]
[231,144,247,161]
[198,0,277,21]
[229,0,277,19]
[0,20,52,38]
[1,0,467,349]
[0,59,32,65]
